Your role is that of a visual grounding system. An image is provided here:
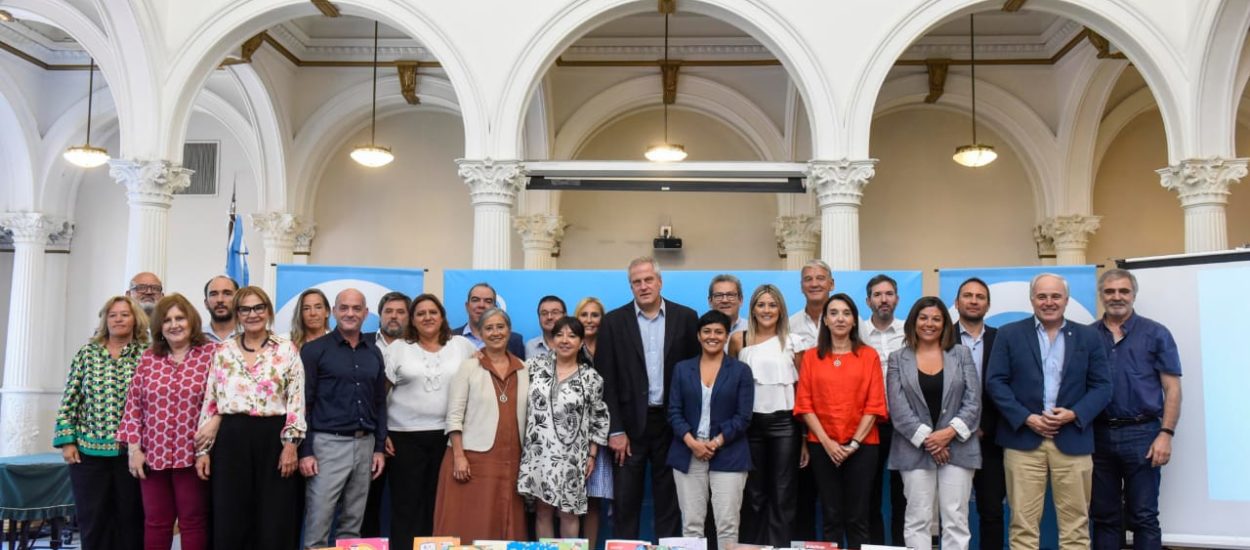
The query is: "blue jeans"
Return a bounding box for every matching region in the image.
[1090,419,1162,550]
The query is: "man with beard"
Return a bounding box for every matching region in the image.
[203,275,239,343]
[127,271,164,315]
[299,289,388,549]
[1089,269,1181,550]
[525,295,566,358]
[954,277,1005,550]
[861,273,906,546]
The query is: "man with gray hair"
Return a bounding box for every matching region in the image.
[789,259,834,350]
[1089,269,1181,550]
[987,273,1111,550]
[127,271,164,315]
[708,273,747,335]
[375,291,411,353]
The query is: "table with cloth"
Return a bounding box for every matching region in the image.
[0,453,74,550]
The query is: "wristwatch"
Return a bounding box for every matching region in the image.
[281,436,303,446]
[846,439,861,451]
[1159,427,1175,436]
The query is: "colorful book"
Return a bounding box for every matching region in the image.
[540,538,590,550]
[413,538,461,550]
[658,538,706,550]
[505,542,558,550]
[335,539,389,550]
[605,540,652,550]
[471,541,511,550]
[789,542,838,550]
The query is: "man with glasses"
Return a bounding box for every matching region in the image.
[708,274,748,335]
[127,272,164,315]
[452,282,526,359]
[526,295,567,359]
[203,275,238,343]
[298,289,389,549]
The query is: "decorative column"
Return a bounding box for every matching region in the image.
[806,159,877,270]
[1033,224,1057,266]
[251,212,305,297]
[109,160,192,281]
[1157,158,1248,252]
[1042,214,1101,265]
[774,214,821,270]
[293,224,316,265]
[457,159,525,269]
[513,213,567,270]
[0,212,68,455]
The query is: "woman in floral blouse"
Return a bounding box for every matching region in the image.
[194,286,306,550]
[517,316,610,538]
[53,295,149,550]
[117,294,214,550]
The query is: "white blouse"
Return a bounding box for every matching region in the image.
[385,335,479,431]
[737,334,801,414]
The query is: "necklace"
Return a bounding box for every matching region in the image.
[417,345,443,392]
[239,332,268,353]
[487,356,512,403]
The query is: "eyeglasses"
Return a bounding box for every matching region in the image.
[129,284,163,294]
[710,292,740,302]
[236,304,268,316]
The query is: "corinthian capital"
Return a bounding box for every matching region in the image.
[1157,158,1248,207]
[774,215,821,252]
[108,159,193,208]
[250,212,305,248]
[457,159,525,206]
[806,159,878,207]
[513,214,568,243]
[1041,214,1101,249]
[0,212,69,245]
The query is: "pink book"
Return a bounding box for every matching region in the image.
[335,539,389,550]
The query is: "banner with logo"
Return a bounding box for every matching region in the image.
[444,269,923,343]
[274,264,425,334]
[938,265,1098,327]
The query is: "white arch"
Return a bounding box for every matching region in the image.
[554,74,785,161]
[1055,48,1130,214]
[0,63,40,211]
[1196,0,1250,157]
[290,74,462,216]
[495,0,834,159]
[191,90,267,207]
[1093,87,1160,180]
[161,0,485,162]
[850,0,1189,163]
[224,63,290,211]
[36,90,119,218]
[874,72,1057,220]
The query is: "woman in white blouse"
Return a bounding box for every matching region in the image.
[728,284,808,547]
[384,293,478,550]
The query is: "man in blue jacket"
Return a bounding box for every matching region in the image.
[986,273,1112,550]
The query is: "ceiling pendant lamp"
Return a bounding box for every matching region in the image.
[63,59,110,168]
[953,13,997,168]
[351,21,394,168]
[644,10,687,162]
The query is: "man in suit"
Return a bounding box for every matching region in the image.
[594,256,700,540]
[954,277,1003,550]
[452,282,525,359]
[986,273,1112,550]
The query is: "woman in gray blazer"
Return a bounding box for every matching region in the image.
[886,296,981,550]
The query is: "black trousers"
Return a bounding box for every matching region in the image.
[361,470,386,537]
[388,430,448,550]
[974,438,1007,550]
[613,407,681,540]
[808,442,878,550]
[794,448,820,542]
[869,423,905,546]
[67,453,143,550]
[211,415,300,550]
[740,412,801,547]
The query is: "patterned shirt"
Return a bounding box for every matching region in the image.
[200,335,307,442]
[116,344,216,470]
[53,340,147,456]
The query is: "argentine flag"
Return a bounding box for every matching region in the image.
[226,214,249,287]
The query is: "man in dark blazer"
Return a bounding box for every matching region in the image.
[451,282,525,359]
[953,277,1003,550]
[986,273,1111,550]
[594,256,700,540]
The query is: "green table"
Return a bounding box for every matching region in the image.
[0,452,74,550]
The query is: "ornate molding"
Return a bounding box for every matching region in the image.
[774,215,821,255]
[0,396,41,456]
[397,62,421,105]
[1157,158,1249,207]
[513,214,569,255]
[294,224,317,255]
[0,212,69,246]
[1033,224,1056,259]
[1041,214,1101,249]
[250,212,304,249]
[806,159,878,207]
[457,159,525,207]
[108,160,193,209]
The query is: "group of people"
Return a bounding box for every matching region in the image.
[51,257,1181,550]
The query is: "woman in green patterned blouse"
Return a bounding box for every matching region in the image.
[53,295,150,550]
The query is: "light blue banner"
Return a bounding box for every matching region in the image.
[938,265,1098,327]
[444,269,923,343]
[1199,265,1250,501]
[274,264,425,334]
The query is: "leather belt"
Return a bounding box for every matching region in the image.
[1103,416,1156,428]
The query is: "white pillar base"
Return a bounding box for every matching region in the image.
[0,390,62,455]
[1158,158,1248,253]
[807,160,876,270]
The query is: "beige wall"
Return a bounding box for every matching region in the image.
[560,108,781,270]
[311,109,472,298]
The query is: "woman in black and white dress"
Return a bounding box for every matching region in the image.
[517,316,611,538]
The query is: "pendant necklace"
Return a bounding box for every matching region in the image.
[488,357,511,403]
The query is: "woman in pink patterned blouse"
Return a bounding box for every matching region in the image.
[195,286,306,550]
[117,294,214,550]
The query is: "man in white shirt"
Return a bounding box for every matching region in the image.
[524,295,566,359]
[861,273,906,546]
[788,259,835,351]
[374,291,411,353]
[708,274,748,336]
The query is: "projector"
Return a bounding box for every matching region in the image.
[654,237,683,250]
